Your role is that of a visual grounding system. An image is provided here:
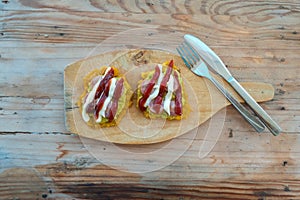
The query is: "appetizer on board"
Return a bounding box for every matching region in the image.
[137,60,188,120]
[78,67,132,127]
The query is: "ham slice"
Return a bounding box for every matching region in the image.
[138,60,183,117]
[140,79,151,95]
[138,65,161,111]
[149,97,164,114]
[173,71,183,116]
[89,75,101,89]
[151,61,173,113]
[94,67,114,99]
[105,78,124,121]
[94,79,111,120]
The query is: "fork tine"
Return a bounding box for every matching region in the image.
[177,41,204,70]
[178,43,196,68]
[184,41,201,63]
[176,45,192,69]
[181,42,199,65]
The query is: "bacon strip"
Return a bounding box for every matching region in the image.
[94,79,112,120]
[94,68,114,99]
[151,60,173,114]
[173,71,183,116]
[105,78,124,122]
[138,65,161,111]
[168,59,174,68]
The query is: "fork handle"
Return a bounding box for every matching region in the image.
[229,78,281,136]
[209,76,265,132]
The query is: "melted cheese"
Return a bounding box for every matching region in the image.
[144,64,164,107]
[95,77,117,123]
[163,74,174,115]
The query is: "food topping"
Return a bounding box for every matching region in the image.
[138,60,184,117]
[95,67,114,99]
[81,67,125,123]
[174,70,183,115]
[163,74,174,115]
[138,64,162,111]
[105,78,124,121]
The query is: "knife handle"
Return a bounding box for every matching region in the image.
[210,76,265,133]
[229,78,282,136]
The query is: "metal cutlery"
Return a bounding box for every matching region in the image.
[183,34,281,136]
[177,41,265,133]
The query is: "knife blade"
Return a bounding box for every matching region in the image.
[184,34,282,136]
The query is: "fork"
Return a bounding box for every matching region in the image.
[177,41,265,132]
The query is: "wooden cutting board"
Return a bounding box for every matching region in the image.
[64,49,274,144]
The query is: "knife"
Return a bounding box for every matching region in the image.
[184,34,282,136]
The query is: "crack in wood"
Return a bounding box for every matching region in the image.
[56,143,68,161]
[0,131,71,135]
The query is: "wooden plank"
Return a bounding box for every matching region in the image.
[1,45,300,69]
[1,10,300,47]
[0,132,299,199]
[3,0,300,15]
[1,131,299,174]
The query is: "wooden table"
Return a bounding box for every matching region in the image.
[1,1,300,199]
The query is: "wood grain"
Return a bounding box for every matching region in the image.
[1,0,300,199]
[0,131,300,199]
[3,0,300,15]
[1,10,300,47]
